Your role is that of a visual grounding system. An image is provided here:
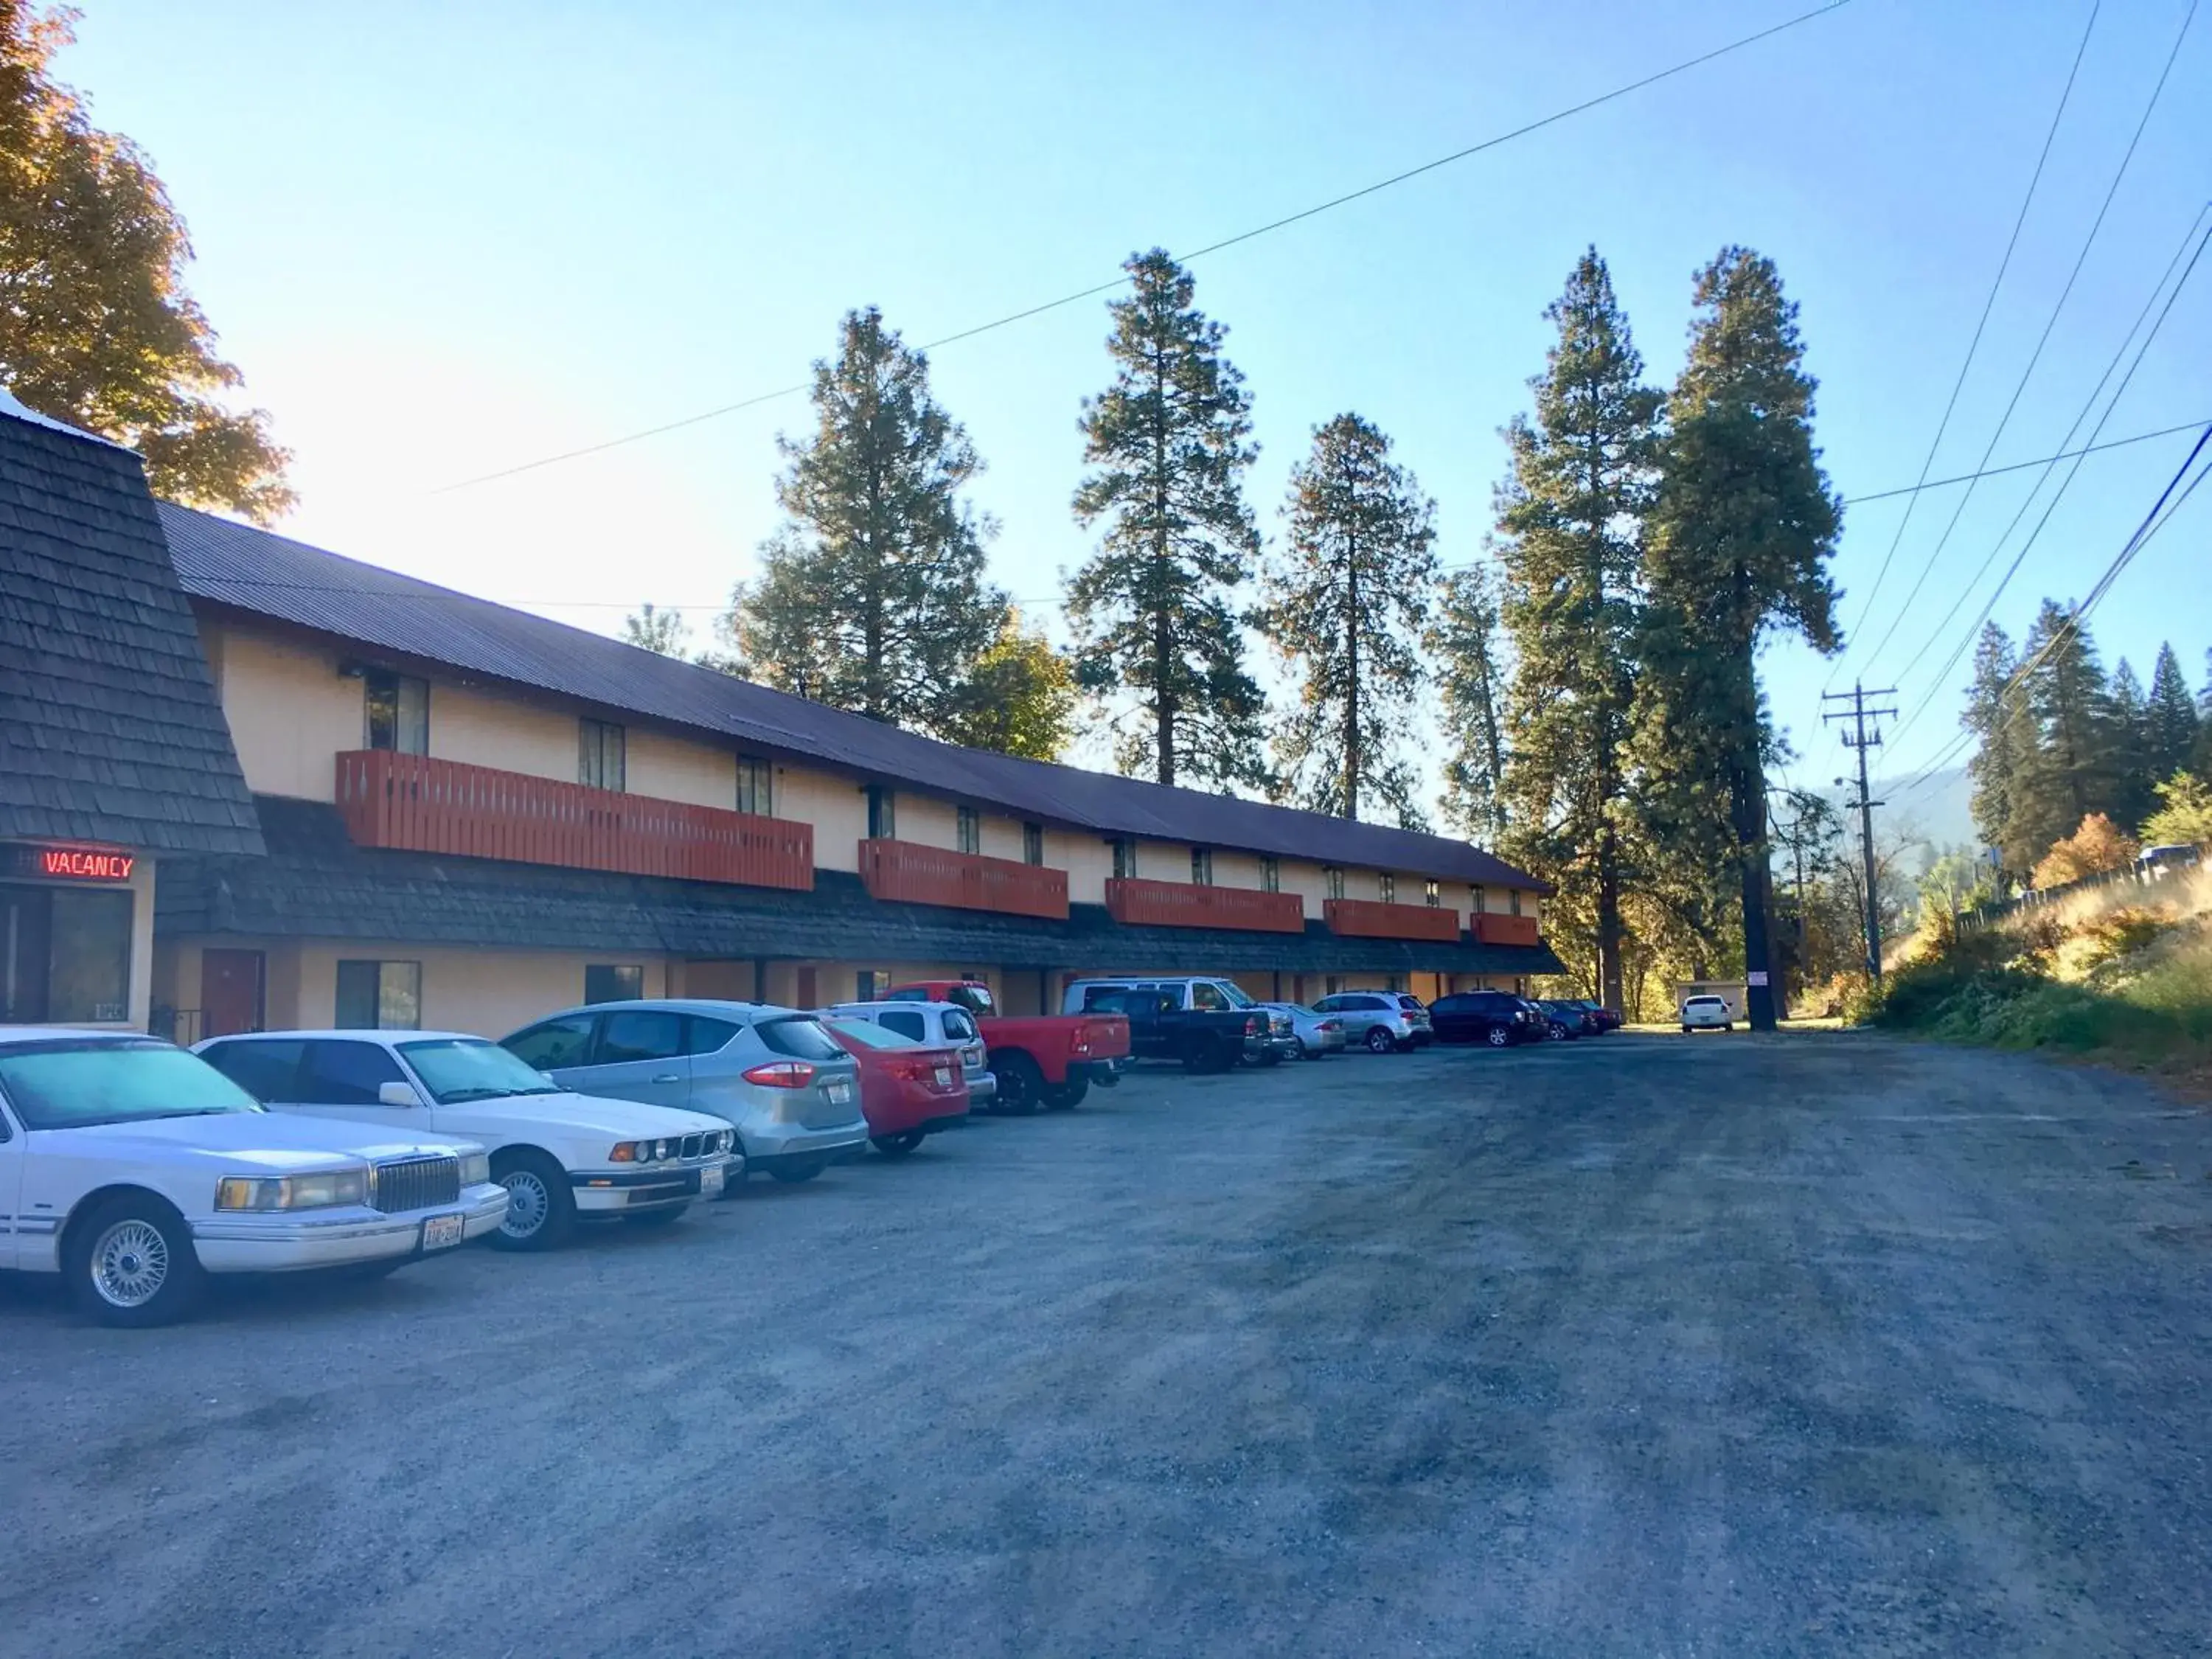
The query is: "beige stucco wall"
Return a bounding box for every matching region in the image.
[1060,830,1116,905]
[205,622,364,802]
[431,681,578,782]
[627,728,736,809]
[773,765,867,873]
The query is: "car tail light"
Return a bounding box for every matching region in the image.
[1244,1016,1259,1037]
[742,1060,816,1088]
[1321,1020,1341,1032]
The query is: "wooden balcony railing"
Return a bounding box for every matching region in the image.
[1104,877,1305,933]
[1472,911,1542,948]
[1324,898,1463,942]
[335,750,813,889]
[857,838,1069,919]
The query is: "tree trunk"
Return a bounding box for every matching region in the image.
[1731,568,1778,1032]
[1343,521,1360,820]
[1150,343,1175,787]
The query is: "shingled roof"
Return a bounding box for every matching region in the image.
[157,504,1548,891]
[0,408,262,855]
[156,797,1564,980]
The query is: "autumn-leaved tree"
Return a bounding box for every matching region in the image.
[936,611,1077,762]
[0,1,291,518]
[734,307,1009,731]
[1634,248,1840,1028]
[1066,250,1267,790]
[1495,248,1662,1013]
[1261,413,1436,825]
[1427,559,1511,844]
[2030,812,2137,890]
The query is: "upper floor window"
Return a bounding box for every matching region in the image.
[578,719,625,791]
[957,806,982,855]
[1509,888,1524,917]
[1112,837,1138,880]
[363,669,428,755]
[1378,872,1396,904]
[1022,822,1045,866]
[736,757,773,818]
[1471,884,1488,914]
[866,784,897,840]
[1425,879,1441,908]
[1190,847,1213,886]
[1324,866,1344,901]
[1260,856,1280,893]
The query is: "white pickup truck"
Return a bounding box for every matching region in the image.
[0,1029,507,1326]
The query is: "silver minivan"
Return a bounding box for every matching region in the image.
[501,1000,867,1185]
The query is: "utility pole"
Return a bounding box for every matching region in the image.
[1823,683,1897,983]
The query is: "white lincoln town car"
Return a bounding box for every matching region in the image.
[0,1029,507,1326]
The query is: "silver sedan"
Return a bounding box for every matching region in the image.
[1260,1003,1348,1059]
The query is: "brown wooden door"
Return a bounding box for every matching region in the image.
[202,949,265,1037]
[795,965,817,1009]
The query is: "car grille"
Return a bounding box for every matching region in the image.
[371,1155,461,1215]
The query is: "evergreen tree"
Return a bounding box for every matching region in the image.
[2107,657,2155,832]
[1495,249,1663,1012]
[2009,599,2115,860]
[935,613,1077,762]
[1635,248,1841,1027]
[1261,413,1437,824]
[2146,642,2199,785]
[1427,559,1511,844]
[1066,250,1267,790]
[734,307,1006,732]
[1963,622,2035,874]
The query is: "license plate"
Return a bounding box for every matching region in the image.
[828,1081,852,1105]
[934,1066,953,1087]
[420,1213,465,1251]
[700,1164,724,1198]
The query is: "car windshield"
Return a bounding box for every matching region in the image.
[948,984,995,1015]
[0,1039,262,1130]
[1214,981,1256,1008]
[398,1038,565,1103]
[828,1018,918,1050]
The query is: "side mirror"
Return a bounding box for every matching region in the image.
[378,1080,425,1107]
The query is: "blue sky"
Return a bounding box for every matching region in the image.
[59,0,2212,827]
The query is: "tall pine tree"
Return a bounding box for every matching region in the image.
[2147,641,2199,785]
[1964,622,2035,875]
[1066,250,1266,790]
[1261,414,1437,824]
[1635,248,1840,1027]
[1428,560,1512,844]
[2107,657,2156,832]
[1495,250,1662,1012]
[734,307,1007,731]
[2009,599,2115,862]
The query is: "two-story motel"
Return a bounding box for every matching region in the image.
[1,400,1559,1042]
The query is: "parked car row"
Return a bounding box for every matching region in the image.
[1,978,1619,1326]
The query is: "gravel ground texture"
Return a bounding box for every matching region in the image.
[5,1032,2211,1658]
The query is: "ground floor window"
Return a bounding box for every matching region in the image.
[585,963,644,1004]
[856,968,884,1000]
[335,959,422,1029]
[0,882,132,1023]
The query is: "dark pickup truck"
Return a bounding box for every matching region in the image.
[1084,987,1272,1074]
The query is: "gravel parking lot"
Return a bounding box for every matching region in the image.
[7,1033,2212,1657]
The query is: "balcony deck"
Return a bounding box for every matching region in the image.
[335,750,813,889]
[1324,898,1463,942]
[1471,911,1542,948]
[856,838,1069,919]
[1104,877,1305,933]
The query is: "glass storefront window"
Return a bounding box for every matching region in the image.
[1,883,132,1023]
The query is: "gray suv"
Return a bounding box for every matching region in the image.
[502,1001,867,1185]
[1310,992,1428,1054]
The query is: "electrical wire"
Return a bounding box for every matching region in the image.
[1825,0,2101,681]
[1847,0,2197,681]
[427,0,1857,495]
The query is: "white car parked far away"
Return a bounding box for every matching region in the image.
[0,1029,507,1326]
[1680,995,1734,1034]
[197,1030,741,1250]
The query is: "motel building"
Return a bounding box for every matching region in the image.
[2,397,1560,1043]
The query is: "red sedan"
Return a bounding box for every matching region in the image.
[822,1018,971,1155]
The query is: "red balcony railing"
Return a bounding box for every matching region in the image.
[1324,898,1463,942]
[1472,911,1542,948]
[335,751,813,889]
[1104,877,1305,933]
[856,838,1068,919]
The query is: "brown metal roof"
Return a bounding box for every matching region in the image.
[158,504,1548,891]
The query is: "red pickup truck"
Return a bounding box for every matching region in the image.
[880,980,1130,1113]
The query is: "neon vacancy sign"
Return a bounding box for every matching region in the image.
[4,844,135,883]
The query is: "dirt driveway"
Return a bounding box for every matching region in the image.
[4,1034,2209,1657]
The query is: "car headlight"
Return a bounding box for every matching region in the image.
[459,1152,491,1186]
[715,1130,734,1155]
[610,1140,641,1164]
[217,1166,370,1211]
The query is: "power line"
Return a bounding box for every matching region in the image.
[1838,415,2212,503]
[1877,209,2211,753]
[1847,0,2197,681]
[1823,0,2101,684]
[427,0,1858,496]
